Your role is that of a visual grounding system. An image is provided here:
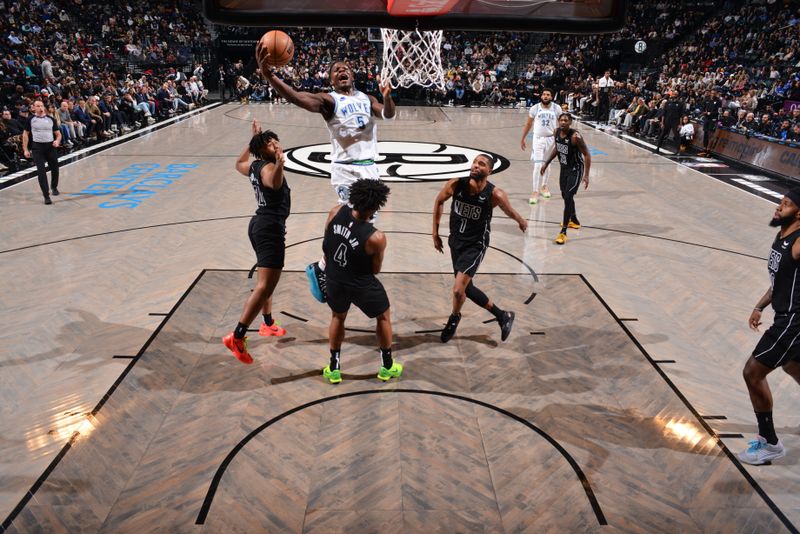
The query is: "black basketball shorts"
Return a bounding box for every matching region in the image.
[326,277,390,318]
[752,312,800,369]
[450,242,487,278]
[248,216,286,269]
[559,167,581,196]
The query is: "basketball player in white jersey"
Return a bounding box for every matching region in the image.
[261,59,395,203]
[262,58,395,301]
[520,89,563,205]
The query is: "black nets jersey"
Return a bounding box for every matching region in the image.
[555,129,584,171]
[448,177,494,249]
[249,159,291,222]
[768,229,800,314]
[323,206,377,286]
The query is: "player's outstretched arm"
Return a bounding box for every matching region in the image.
[432,179,458,253]
[262,68,334,117]
[572,131,592,188]
[493,187,528,233]
[366,231,388,274]
[371,80,396,119]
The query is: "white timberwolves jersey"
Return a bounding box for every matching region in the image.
[326,90,377,163]
[529,102,560,137]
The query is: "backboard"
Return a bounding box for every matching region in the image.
[203,0,627,33]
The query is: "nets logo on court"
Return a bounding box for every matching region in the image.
[284,141,510,183]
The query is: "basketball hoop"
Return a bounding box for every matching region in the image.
[380,28,445,90]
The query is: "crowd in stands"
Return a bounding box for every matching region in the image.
[565,0,800,150]
[0,0,213,171]
[4,0,800,174]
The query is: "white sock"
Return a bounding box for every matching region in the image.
[531,165,542,194]
[319,257,326,271]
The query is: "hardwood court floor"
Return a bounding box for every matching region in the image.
[0,103,798,532]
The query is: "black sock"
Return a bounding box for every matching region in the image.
[234,322,248,339]
[489,304,504,321]
[561,226,568,234]
[330,349,341,371]
[755,411,778,445]
[380,347,393,369]
[262,313,273,326]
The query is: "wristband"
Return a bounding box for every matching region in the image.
[754,307,764,312]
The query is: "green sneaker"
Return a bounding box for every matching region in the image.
[323,365,342,384]
[377,361,403,381]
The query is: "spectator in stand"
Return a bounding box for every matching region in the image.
[774,119,793,141]
[72,99,98,141]
[621,98,645,131]
[719,109,737,129]
[737,112,758,135]
[642,100,664,138]
[57,100,82,145]
[679,115,695,153]
[85,96,109,138]
[757,113,774,137]
[790,124,800,143]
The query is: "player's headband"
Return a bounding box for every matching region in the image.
[786,188,800,208]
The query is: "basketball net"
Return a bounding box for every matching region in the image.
[380,28,445,90]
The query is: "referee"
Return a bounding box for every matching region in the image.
[22,100,61,204]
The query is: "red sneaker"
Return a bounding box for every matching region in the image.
[222,332,253,364]
[258,322,286,337]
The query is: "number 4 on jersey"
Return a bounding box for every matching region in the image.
[334,243,348,267]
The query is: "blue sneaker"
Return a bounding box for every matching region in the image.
[305,262,327,303]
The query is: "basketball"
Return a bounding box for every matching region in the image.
[256,30,294,69]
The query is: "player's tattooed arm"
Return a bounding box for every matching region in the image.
[493,187,528,233]
[573,132,591,188]
[750,287,773,331]
[432,179,458,253]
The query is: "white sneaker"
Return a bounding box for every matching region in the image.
[737,435,786,465]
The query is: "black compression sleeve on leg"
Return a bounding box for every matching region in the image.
[465,282,489,308]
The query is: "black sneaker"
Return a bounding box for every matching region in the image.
[499,311,515,341]
[441,313,461,343]
[51,188,60,196]
[44,197,52,205]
